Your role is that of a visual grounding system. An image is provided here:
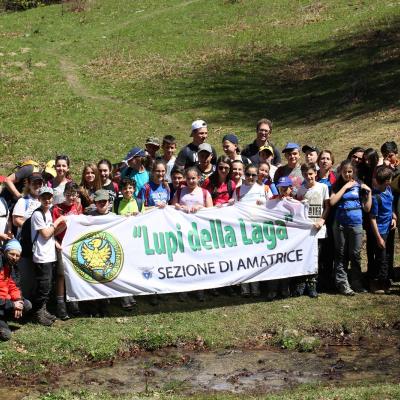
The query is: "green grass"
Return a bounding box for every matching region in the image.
[1,293,400,375]
[0,0,399,173]
[29,382,400,399]
[1,0,400,395]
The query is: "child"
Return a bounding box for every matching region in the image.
[295,163,330,298]
[265,176,296,301]
[79,163,102,214]
[32,187,65,326]
[258,145,277,179]
[159,135,177,183]
[52,182,82,320]
[257,162,278,199]
[0,239,32,341]
[50,155,71,206]
[98,159,118,211]
[302,145,319,164]
[330,160,372,295]
[145,137,161,161]
[231,160,244,188]
[114,179,144,216]
[368,166,396,294]
[221,134,251,166]
[140,160,170,208]
[168,166,185,204]
[121,147,149,196]
[197,143,215,185]
[232,164,266,205]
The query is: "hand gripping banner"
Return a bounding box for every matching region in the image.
[62,199,318,301]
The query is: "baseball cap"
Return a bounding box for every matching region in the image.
[124,147,146,162]
[191,119,207,133]
[145,137,161,147]
[197,143,213,154]
[38,186,53,196]
[302,145,319,154]
[94,189,110,202]
[222,133,238,145]
[44,160,57,178]
[282,142,300,153]
[259,145,274,155]
[28,172,44,183]
[276,176,293,188]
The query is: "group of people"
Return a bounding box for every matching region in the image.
[0,117,399,341]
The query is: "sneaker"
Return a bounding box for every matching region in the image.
[149,295,160,306]
[266,290,277,302]
[121,296,134,311]
[338,286,355,296]
[0,321,12,341]
[56,302,70,321]
[371,289,385,295]
[177,292,189,302]
[195,290,205,302]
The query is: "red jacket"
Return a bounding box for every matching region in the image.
[0,263,21,302]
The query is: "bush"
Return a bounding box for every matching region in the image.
[0,0,60,11]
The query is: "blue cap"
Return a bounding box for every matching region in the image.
[124,147,145,162]
[276,176,293,188]
[222,133,238,145]
[4,239,22,253]
[282,142,300,153]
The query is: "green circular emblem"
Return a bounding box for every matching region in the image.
[70,231,124,283]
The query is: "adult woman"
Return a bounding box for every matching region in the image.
[330,160,372,295]
[98,159,118,211]
[79,163,102,214]
[317,150,336,193]
[222,134,251,166]
[50,155,71,205]
[202,156,235,206]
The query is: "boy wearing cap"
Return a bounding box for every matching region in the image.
[302,145,319,165]
[242,118,281,166]
[273,143,303,195]
[145,137,161,160]
[121,147,150,196]
[0,239,32,341]
[197,143,215,184]
[32,187,65,326]
[175,120,217,169]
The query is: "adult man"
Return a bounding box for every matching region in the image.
[242,118,281,166]
[175,120,217,169]
[273,143,303,194]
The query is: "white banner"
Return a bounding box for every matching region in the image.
[62,199,318,301]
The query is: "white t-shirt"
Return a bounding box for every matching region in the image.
[13,195,41,235]
[0,197,8,234]
[233,183,266,204]
[179,186,211,208]
[31,209,56,263]
[164,156,176,183]
[296,182,329,238]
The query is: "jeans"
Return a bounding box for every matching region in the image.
[367,231,389,282]
[333,222,363,290]
[34,262,55,309]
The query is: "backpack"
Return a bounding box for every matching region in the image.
[0,197,9,218]
[20,207,45,258]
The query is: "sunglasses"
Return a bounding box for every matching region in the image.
[245,173,258,178]
[218,166,230,171]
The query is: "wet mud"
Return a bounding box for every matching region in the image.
[4,332,400,398]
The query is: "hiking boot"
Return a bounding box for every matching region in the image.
[292,281,306,297]
[56,302,70,320]
[306,281,318,298]
[68,301,81,317]
[35,306,54,326]
[0,321,12,341]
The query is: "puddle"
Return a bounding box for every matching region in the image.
[5,334,399,398]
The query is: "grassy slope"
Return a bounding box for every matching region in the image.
[1,0,400,387]
[0,0,399,172]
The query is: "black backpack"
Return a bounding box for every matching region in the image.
[20,207,46,258]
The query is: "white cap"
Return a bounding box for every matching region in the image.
[191,119,207,132]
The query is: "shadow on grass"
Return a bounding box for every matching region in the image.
[166,16,400,127]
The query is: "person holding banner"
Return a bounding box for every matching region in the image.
[140,160,170,208]
[231,160,244,189]
[172,167,212,301]
[232,164,266,205]
[79,163,102,215]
